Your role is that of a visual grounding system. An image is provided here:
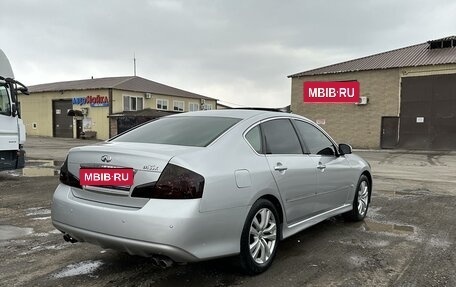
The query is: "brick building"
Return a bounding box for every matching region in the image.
[289,36,456,150]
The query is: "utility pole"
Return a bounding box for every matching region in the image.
[133,53,137,76]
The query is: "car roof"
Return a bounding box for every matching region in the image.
[168,109,298,120]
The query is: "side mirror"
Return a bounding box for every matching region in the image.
[338,143,352,155]
[11,103,17,117]
[18,87,29,95]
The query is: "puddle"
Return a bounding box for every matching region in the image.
[361,220,415,235]
[394,189,432,197]
[337,238,391,248]
[22,167,59,177]
[20,243,68,255]
[0,225,34,240]
[8,159,62,177]
[25,208,51,221]
[33,233,50,237]
[52,260,104,278]
[26,207,51,216]
[32,216,51,220]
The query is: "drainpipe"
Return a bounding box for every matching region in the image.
[108,88,113,138]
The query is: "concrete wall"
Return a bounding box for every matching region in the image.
[291,69,400,149]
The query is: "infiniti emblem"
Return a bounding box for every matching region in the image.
[101,155,112,163]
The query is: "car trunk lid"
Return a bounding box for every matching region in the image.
[66,141,200,208]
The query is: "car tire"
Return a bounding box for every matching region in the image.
[239,199,280,275]
[343,174,370,221]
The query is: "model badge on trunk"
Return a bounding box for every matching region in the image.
[143,165,159,172]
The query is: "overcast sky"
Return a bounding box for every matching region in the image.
[1,0,455,107]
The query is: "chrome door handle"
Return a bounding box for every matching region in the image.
[274,165,288,171]
[317,163,326,170]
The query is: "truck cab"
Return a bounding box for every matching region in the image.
[0,49,28,171]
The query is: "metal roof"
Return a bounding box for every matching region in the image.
[28,76,215,100]
[288,36,456,78]
[108,108,179,118]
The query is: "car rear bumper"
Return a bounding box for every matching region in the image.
[53,220,199,262]
[51,184,248,262]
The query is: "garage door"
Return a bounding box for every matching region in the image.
[399,74,456,150]
[53,100,73,138]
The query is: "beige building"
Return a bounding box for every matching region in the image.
[289,36,456,150]
[19,76,217,140]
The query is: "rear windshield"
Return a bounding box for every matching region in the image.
[111,116,241,147]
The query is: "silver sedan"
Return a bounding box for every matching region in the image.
[52,109,372,274]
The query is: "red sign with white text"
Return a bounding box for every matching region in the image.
[79,168,134,186]
[303,81,360,103]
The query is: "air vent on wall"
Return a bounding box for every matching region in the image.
[355,96,368,105]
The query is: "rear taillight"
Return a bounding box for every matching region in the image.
[59,157,82,189]
[131,164,204,199]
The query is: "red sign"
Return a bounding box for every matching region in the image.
[303,81,360,103]
[79,168,134,186]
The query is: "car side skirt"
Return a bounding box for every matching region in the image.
[281,204,352,239]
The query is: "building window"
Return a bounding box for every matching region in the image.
[189,102,199,112]
[202,103,213,110]
[173,100,184,112]
[156,99,169,110]
[123,95,144,111]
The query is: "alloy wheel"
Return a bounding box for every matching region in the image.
[249,208,277,264]
[357,180,369,216]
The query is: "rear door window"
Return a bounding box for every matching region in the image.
[261,119,303,154]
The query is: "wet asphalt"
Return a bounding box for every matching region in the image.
[0,137,455,286]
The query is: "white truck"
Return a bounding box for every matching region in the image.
[0,49,28,171]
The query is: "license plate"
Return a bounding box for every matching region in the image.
[79,168,134,186]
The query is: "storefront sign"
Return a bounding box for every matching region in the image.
[303,81,360,103]
[72,95,109,107]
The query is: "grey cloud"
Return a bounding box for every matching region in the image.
[1,0,455,107]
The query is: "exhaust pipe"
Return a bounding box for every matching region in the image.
[151,255,174,268]
[151,257,160,267]
[158,257,174,268]
[63,233,78,243]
